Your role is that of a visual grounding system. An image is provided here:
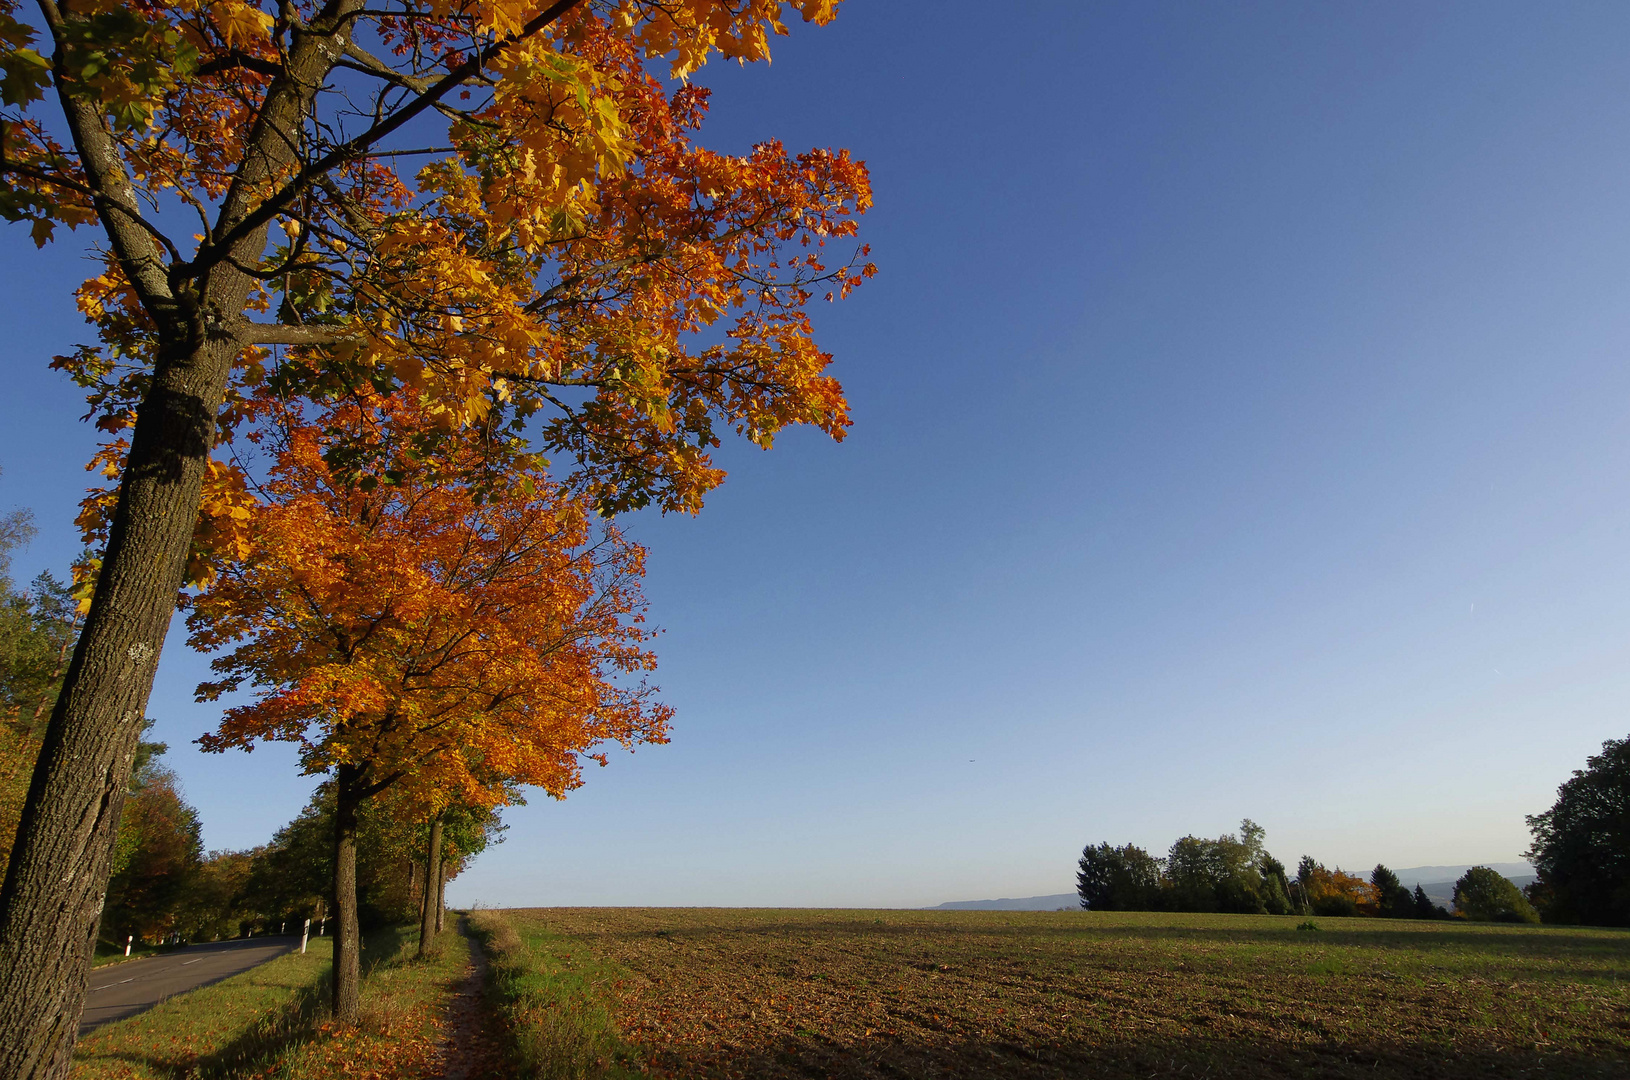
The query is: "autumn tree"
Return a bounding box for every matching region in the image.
[0,513,82,881]
[0,0,869,1068]
[1297,859,1378,917]
[187,386,671,1017]
[99,752,204,946]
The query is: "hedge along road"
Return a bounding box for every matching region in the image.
[81,935,304,1032]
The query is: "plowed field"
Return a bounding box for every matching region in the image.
[494,907,1630,1079]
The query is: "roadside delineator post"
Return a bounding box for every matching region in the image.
[301,918,310,954]
[124,935,132,957]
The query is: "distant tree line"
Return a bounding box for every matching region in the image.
[1077,820,1538,922]
[90,773,506,952]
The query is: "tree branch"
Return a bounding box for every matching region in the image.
[36,0,181,317]
[197,0,586,275]
[237,321,363,346]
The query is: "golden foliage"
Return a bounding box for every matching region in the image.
[187,386,670,814]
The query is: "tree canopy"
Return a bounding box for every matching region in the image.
[1526,735,1630,927]
[1076,821,1292,915]
[1453,866,1540,925]
[0,2,867,1067]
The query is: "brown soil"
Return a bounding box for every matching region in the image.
[514,908,1630,1080]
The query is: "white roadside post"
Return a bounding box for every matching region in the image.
[301,918,310,954]
[124,935,132,957]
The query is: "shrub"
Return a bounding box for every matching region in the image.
[1454,867,1541,924]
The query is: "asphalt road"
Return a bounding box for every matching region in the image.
[81,935,301,1033]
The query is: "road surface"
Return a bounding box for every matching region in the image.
[81,936,301,1032]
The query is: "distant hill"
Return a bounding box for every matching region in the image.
[1390,863,1533,888]
[930,894,1079,911]
[1390,864,1534,909]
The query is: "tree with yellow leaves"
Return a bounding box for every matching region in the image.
[0,1,869,1072]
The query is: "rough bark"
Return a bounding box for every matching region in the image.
[0,327,233,1079]
[418,815,443,955]
[0,7,360,1072]
[332,764,363,1023]
[436,867,447,933]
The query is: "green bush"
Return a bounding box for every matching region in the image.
[1454,867,1541,924]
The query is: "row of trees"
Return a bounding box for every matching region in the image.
[1076,820,1297,915]
[1076,820,1536,922]
[0,2,874,1075]
[2,515,493,953]
[94,775,503,952]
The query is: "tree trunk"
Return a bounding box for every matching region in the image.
[436,866,446,933]
[0,6,362,1073]
[332,765,363,1023]
[0,327,236,1079]
[418,815,443,956]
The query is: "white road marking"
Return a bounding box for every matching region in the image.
[181,958,201,965]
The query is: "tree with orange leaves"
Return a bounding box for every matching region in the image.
[185,385,670,1017]
[0,1,867,1067]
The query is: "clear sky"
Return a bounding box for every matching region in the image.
[4,1,1630,908]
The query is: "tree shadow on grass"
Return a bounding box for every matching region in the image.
[640,1029,1630,1080]
[73,928,409,1079]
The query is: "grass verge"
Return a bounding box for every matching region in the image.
[74,937,336,1079]
[72,926,468,1080]
[469,909,645,1080]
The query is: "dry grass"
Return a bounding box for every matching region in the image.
[490,907,1630,1079]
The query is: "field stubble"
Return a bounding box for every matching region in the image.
[491,907,1630,1079]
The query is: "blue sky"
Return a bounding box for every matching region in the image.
[5,1,1630,907]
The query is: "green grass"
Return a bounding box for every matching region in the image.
[469,910,647,1080]
[72,926,468,1080]
[485,907,1630,1079]
[74,936,337,1079]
